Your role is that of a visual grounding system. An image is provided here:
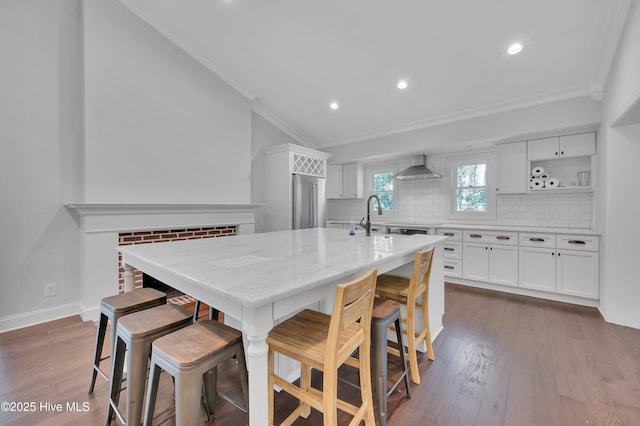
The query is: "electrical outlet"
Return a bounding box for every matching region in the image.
[44,283,56,297]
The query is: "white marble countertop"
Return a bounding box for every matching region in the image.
[328,220,600,236]
[119,228,447,309]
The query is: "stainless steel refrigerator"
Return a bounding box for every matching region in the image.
[292,174,326,229]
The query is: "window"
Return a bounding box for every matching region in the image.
[368,163,397,216]
[448,154,495,219]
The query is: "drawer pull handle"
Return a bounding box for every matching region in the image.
[469,234,482,238]
[568,240,586,245]
[444,265,454,270]
[529,237,545,242]
[443,232,454,237]
[444,247,455,251]
[496,236,510,240]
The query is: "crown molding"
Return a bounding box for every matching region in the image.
[251,101,316,148]
[118,0,256,101]
[316,86,592,148]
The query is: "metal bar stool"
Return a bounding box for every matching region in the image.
[107,304,193,426]
[371,299,412,426]
[143,319,249,426]
[89,288,166,393]
[192,299,219,322]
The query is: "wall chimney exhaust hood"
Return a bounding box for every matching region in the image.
[393,155,441,180]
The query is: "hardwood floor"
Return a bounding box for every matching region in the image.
[1,284,640,425]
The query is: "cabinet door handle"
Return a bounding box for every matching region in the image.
[444,247,454,251]
[530,237,545,242]
[555,151,558,156]
[568,240,586,245]
[496,236,510,240]
[470,234,482,238]
[444,265,454,270]
[443,232,455,237]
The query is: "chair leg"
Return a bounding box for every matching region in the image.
[202,368,217,422]
[268,348,275,426]
[89,313,108,393]
[106,336,126,425]
[299,363,311,419]
[371,319,387,426]
[394,317,411,399]
[126,339,151,426]
[235,344,250,413]
[421,296,434,360]
[143,363,162,426]
[174,371,204,425]
[323,366,338,426]
[358,340,376,426]
[406,301,420,384]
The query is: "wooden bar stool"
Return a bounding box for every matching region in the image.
[89,288,166,393]
[375,246,435,385]
[107,304,193,426]
[371,299,411,426]
[143,319,249,426]
[267,268,378,426]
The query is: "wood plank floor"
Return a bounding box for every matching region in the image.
[1,283,640,425]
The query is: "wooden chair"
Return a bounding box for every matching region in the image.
[267,268,378,426]
[375,247,434,384]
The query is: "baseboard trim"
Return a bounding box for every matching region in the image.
[0,302,83,333]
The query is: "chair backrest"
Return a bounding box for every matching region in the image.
[408,247,435,303]
[325,268,378,364]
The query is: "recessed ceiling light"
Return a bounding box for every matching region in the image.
[507,43,523,55]
[397,80,408,90]
[329,102,339,110]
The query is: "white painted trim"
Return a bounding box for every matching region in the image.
[610,82,640,127]
[0,303,83,333]
[317,86,591,148]
[251,101,315,148]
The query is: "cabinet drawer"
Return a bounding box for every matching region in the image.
[443,259,462,278]
[519,233,556,248]
[463,230,518,245]
[443,241,462,260]
[557,234,599,251]
[437,228,462,241]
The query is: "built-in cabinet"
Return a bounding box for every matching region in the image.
[260,144,331,232]
[495,132,596,194]
[462,231,518,287]
[441,227,600,303]
[496,141,528,194]
[327,162,364,199]
[519,233,599,299]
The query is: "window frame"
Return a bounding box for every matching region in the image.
[447,153,496,220]
[366,162,398,219]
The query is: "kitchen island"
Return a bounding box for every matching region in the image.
[119,227,446,425]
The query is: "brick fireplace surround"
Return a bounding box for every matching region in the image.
[66,203,261,323]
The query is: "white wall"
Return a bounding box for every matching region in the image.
[250,111,301,232]
[83,0,251,203]
[599,0,640,328]
[0,0,84,325]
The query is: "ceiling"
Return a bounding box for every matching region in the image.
[118,0,629,149]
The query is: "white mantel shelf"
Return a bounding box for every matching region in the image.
[65,203,262,234]
[65,202,263,215]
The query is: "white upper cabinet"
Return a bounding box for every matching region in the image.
[497,141,527,194]
[527,132,595,160]
[326,162,364,199]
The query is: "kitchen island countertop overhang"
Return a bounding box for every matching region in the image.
[118,227,446,426]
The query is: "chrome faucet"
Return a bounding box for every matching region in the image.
[359,195,383,236]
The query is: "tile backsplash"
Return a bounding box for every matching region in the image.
[327,156,594,229]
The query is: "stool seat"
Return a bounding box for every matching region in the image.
[371,298,411,426]
[107,304,193,426]
[89,288,166,394]
[101,288,167,313]
[144,320,249,425]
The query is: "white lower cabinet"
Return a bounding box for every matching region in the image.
[556,249,599,299]
[462,231,518,287]
[519,247,556,292]
[519,233,599,299]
